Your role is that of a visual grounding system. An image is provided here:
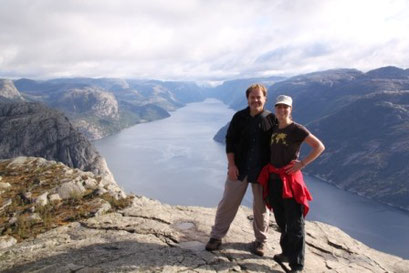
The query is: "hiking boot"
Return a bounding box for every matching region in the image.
[273,253,289,263]
[205,238,221,251]
[251,241,266,256]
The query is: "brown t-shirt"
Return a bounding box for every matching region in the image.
[269,122,310,168]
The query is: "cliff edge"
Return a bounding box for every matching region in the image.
[0,157,408,273]
[0,102,121,195]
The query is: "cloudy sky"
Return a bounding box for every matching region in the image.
[1,0,408,81]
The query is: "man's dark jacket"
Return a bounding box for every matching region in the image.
[225,107,277,182]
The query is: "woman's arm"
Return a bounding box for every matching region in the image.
[285,133,325,174]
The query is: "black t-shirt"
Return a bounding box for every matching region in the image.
[269,122,310,168]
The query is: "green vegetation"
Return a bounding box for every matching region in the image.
[0,159,132,242]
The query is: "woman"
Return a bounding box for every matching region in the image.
[258,95,325,273]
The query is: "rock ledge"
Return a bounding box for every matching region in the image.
[1,194,408,273]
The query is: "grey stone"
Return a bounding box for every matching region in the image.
[0,235,17,249]
[49,193,62,202]
[28,213,42,222]
[89,198,112,217]
[57,182,86,199]
[95,187,108,196]
[1,196,407,273]
[0,182,11,189]
[83,178,98,189]
[23,191,32,200]
[35,192,49,206]
[105,183,126,199]
[0,198,12,212]
[0,79,24,102]
[9,216,18,225]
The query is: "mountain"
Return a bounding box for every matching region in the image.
[13,78,205,140]
[265,67,409,124]
[212,69,364,142]
[50,87,119,119]
[47,86,122,139]
[125,79,205,110]
[365,66,409,79]
[1,166,408,272]
[0,79,24,102]
[207,76,286,109]
[0,101,121,194]
[47,77,131,90]
[212,66,409,211]
[306,91,409,210]
[213,122,230,143]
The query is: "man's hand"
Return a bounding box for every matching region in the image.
[228,164,239,180]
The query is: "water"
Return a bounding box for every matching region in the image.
[95,99,236,207]
[307,177,409,259]
[95,98,409,259]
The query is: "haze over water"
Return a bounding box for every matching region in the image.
[95,99,409,259]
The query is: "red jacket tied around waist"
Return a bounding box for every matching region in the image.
[257,163,312,217]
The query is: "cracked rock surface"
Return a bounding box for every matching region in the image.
[1,196,408,273]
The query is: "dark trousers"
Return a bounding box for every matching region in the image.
[269,178,305,270]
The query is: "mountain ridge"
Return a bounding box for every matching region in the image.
[12,78,205,140]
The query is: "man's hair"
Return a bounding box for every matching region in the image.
[245,83,267,98]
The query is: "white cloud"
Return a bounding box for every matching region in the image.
[0,0,408,80]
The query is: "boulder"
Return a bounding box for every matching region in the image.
[57,182,86,200]
[0,235,17,250]
[0,182,11,189]
[35,192,49,206]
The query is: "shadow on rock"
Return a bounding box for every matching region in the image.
[2,240,284,273]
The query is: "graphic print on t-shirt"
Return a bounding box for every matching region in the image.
[271,132,288,146]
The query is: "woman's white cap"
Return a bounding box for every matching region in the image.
[275,95,292,107]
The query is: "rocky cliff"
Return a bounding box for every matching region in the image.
[48,87,121,140]
[0,102,119,191]
[0,157,408,272]
[0,79,24,102]
[51,87,120,119]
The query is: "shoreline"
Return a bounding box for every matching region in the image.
[306,172,409,214]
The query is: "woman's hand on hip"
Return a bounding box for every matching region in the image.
[284,160,303,174]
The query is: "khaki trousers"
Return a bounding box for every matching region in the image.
[210,177,269,243]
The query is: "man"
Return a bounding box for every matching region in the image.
[205,83,277,256]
